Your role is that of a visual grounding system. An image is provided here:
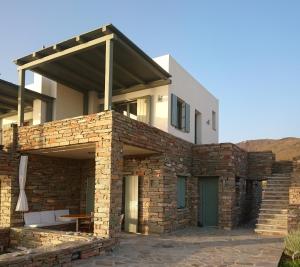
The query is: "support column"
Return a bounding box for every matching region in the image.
[94,133,123,239]
[88,91,99,114]
[104,39,113,110]
[17,69,25,126]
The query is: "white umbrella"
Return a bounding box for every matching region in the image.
[16,155,29,212]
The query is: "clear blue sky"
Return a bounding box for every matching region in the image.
[1,0,299,142]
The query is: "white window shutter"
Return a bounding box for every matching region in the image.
[185,103,190,132]
[137,96,151,124]
[171,94,178,127]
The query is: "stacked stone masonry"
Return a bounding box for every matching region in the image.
[1,111,286,240]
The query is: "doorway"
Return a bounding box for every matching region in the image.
[124,176,139,233]
[198,177,219,227]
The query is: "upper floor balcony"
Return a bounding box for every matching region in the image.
[11,24,170,128]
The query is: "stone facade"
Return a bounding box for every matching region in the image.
[247,151,274,179]
[0,111,279,240]
[192,143,248,229]
[288,157,300,231]
[0,228,115,267]
[0,228,9,252]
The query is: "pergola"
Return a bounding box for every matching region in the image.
[14,24,171,125]
[0,79,54,120]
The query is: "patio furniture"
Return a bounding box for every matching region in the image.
[60,214,92,232]
[24,209,76,228]
[78,212,94,232]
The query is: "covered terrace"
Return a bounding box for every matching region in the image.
[14,24,171,126]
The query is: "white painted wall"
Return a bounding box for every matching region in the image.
[53,83,83,120]
[1,111,33,127]
[99,85,169,132]
[2,56,218,145]
[154,55,219,144]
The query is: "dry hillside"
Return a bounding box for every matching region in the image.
[237,137,300,161]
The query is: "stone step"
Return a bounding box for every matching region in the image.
[257,218,287,226]
[262,199,288,204]
[260,203,288,210]
[267,180,290,184]
[264,188,289,193]
[258,208,288,215]
[258,213,287,219]
[256,223,287,231]
[255,228,287,236]
[263,192,289,196]
[262,196,289,201]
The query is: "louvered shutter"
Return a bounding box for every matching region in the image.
[185,103,190,133]
[171,94,178,127]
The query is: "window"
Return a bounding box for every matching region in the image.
[114,101,137,120]
[177,176,186,209]
[212,110,216,131]
[171,94,190,132]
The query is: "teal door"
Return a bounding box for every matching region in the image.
[199,177,219,226]
[86,176,95,214]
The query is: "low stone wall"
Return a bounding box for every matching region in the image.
[0,228,9,251]
[0,228,115,267]
[288,158,300,231]
[247,151,274,179]
[10,227,92,248]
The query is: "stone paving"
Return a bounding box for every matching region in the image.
[74,227,284,267]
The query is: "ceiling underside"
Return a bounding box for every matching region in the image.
[0,79,53,116]
[26,143,158,159]
[15,24,171,96]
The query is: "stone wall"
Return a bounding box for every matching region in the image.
[0,228,115,267]
[0,228,9,251]
[26,154,83,213]
[113,112,194,233]
[247,151,274,179]
[1,111,279,237]
[192,143,248,229]
[0,125,20,227]
[288,157,300,231]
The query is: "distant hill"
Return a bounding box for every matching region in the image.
[237,137,300,161]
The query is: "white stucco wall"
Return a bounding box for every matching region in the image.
[99,85,169,132]
[154,55,219,144]
[53,83,84,120]
[1,111,33,127]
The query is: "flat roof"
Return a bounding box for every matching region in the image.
[0,79,54,116]
[14,24,171,96]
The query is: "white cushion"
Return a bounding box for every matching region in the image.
[24,212,41,225]
[40,211,55,224]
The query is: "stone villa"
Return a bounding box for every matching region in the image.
[0,24,300,266]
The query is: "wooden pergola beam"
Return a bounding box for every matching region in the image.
[18,69,25,126]
[104,39,113,110]
[18,34,115,70]
[94,50,145,86]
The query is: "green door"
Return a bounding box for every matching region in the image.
[199,177,219,226]
[86,176,95,214]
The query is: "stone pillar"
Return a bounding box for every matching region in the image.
[94,133,123,239]
[0,125,21,227]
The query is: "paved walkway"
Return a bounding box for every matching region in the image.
[75,227,284,267]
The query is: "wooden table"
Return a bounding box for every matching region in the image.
[60,214,92,232]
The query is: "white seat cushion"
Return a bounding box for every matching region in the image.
[40,211,55,224]
[24,212,41,226]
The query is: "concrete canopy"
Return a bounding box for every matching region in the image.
[14,24,171,97]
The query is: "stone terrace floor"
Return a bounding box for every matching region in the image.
[74,227,284,267]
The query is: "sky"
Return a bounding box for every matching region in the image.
[0,0,299,143]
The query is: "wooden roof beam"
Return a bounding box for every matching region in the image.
[93,50,146,85]
[18,33,116,70]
